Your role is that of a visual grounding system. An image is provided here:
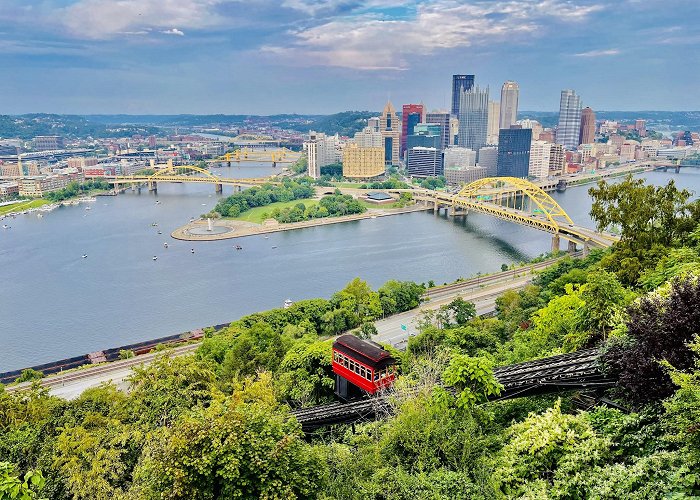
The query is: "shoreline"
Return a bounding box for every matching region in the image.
[171,204,430,241]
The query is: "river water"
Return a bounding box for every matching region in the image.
[1,166,699,371]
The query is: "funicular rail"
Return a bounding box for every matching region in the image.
[292,349,614,433]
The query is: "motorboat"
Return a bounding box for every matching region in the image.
[82,254,88,259]
[191,248,195,253]
[153,256,158,261]
[163,242,169,248]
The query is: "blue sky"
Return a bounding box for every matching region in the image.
[0,0,698,114]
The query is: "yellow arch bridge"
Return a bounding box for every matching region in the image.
[88,164,279,194]
[409,177,619,253]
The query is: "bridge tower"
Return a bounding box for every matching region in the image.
[215,183,223,194]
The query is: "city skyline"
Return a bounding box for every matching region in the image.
[0,0,698,114]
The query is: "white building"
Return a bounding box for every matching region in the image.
[443,147,476,169]
[303,131,339,179]
[353,126,383,148]
[529,140,552,179]
[487,100,500,145]
[477,146,498,177]
[516,119,543,140]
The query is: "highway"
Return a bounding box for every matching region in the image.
[6,258,560,400]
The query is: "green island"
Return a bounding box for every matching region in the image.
[3,175,700,499]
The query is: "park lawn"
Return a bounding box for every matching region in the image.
[331,181,365,188]
[0,199,51,216]
[231,198,318,224]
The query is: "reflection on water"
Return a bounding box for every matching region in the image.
[0,168,698,370]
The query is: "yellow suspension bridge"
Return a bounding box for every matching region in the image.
[407,177,619,253]
[87,163,280,194]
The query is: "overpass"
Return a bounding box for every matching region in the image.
[406,177,619,253]
[209,148,302,167]
[87,163,279,194]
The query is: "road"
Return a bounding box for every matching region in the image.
[374,273,534,347]
[7,259,553,400]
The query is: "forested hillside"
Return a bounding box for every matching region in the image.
[2,175,700,499]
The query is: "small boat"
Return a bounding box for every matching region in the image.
[284,299,293,309]
[3,224,9,229]
[191,248,195,253]
[151,222,158,227]
[82,254,88,259]
[264,236,269,239]
[235,245,242,250]
[37,213,43,218]
[271,246,278,249]
[85,206,91,210]
[163,242,169,248]
[157,230,162,235]
[152,256,158,261]
[201,203,206,206]
[156,200,161,204]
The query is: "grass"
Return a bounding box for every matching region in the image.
[331,181,364,188]
[230,198,318,224]
[0,199,51,216]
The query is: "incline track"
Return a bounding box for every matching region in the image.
[292,348,614,433]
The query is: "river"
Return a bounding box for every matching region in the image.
[1,166,699,371]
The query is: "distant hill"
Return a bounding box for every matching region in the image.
[519,111,700,132]
[0,114,160,140]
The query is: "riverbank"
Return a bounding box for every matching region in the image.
[171,204,429,241]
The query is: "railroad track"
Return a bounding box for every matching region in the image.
[292,348,613,432]
[5,343,199,394]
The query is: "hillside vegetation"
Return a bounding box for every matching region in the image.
[2,175,700,499]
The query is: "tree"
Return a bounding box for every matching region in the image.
[129,375,327,499]
[331,278,383,326]
[442,354,502,408]
[603,274,700,406]
[276,340,335,407]
[446,297,476,326]
[579,270,629,343]
[0,462,45,499]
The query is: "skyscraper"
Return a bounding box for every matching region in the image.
[380,101,400,166]
[499,81,519,129]
[426,111,451,150]
[556,90,582,150]
[457,86,489,152]
[452,74,475,116]
[579,107,596,145]
[401,104,424,156]
[487,101,500,144]
[497,128,532,178]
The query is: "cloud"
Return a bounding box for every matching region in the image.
[574,48,621,57]
[161,28,185,36]
[265,0,606,70]
[59,0,222,39]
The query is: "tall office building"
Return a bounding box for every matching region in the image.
[303,131,338,179]
[499,81,519,130]
[478,146,498,176]
[407,147,442,178]
[579,107,596,145]
[487,101,500,144]
[354,126,383,148]
[529,140,552,179]
[406,123,442,151]
[380,101,400,166]
[556,90,582,150]
[497,128,532,178]
[549,144,566,174]
[452,74,475,116]
[426,111,451,150]
[457,86,489,152]
[401,104,424,156]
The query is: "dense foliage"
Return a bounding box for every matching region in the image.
[0,114,160,140]
[271,192,365,223]
[43,180,112,202]
[212,179,314,218]
[3,177,700,499]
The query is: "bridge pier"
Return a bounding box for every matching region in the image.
[148,181,157,193]
[675,166,680,174]
[583,242,590,257]
[567,240,577,253]
[551,234,560,254]
[215,183,223,194]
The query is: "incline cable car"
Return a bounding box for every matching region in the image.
[332,334,397,401]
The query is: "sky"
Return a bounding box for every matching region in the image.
[0,0,698,115]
